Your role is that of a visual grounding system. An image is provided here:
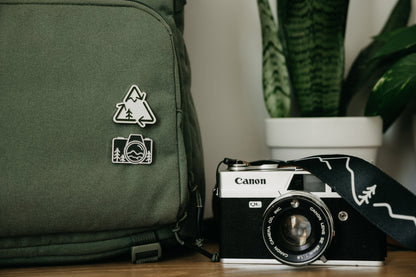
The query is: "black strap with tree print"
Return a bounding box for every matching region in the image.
[280,155,416,251]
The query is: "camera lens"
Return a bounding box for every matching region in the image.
[281,214,312,249]
[262,191,334,266]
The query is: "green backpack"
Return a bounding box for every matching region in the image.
[0,0,206,265]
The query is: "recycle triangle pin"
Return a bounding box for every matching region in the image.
[113,85,156,128]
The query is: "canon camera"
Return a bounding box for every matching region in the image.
[217,159,386,266]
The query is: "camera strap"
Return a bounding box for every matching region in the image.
[280,155,416,251]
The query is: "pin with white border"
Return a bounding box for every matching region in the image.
[113,85,156,128]
[112,134,153,165]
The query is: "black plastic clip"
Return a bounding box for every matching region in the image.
[131,242,162,264]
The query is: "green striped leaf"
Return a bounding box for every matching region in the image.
[365,53,416,131]
[257,0,291,117]
[278,0,349,117]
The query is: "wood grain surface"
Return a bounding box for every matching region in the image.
[1,246,415,277]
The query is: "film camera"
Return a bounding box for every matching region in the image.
[217,159,386,266]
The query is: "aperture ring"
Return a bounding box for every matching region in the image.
[262,191,334,266]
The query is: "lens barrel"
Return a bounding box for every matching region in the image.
[262,191,334,266]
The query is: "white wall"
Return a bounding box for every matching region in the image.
[183,0,416,217]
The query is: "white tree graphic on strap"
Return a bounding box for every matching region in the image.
[357,185,377,205]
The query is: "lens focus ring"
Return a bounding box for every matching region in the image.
[262,191,334,266]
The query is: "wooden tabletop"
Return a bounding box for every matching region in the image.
[1,247,415,277]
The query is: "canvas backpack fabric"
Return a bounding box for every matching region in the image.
[0,0,205,265]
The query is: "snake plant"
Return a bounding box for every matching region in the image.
[257,0,416,131]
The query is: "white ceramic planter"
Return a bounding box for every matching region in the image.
[265,116,383,162]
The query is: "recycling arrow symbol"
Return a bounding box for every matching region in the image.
[113,85,157,128]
